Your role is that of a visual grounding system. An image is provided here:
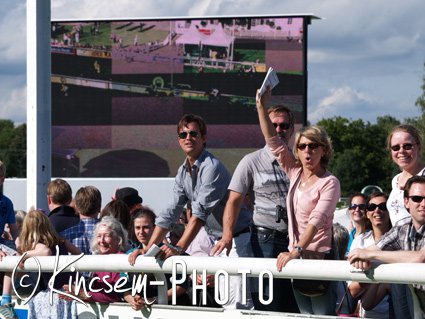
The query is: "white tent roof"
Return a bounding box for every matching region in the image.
[176,22,234,47]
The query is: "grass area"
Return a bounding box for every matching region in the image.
[234,49,265,63]
[53,23,113,47]
[52,22,170,49]
[113,24,169,47]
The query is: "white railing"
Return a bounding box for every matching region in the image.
[1,255,424,318]
[2,255,425,284]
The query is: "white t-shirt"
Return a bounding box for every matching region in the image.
[349,231,390,319]
[387,168,425,226]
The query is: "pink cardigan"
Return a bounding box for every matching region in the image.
[267,136,341,252]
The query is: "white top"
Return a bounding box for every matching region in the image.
[387,167,425,226]
[349,231,390,319]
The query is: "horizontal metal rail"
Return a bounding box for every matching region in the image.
[1,254,424,285]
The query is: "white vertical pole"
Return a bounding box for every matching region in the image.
[26,0,51,211]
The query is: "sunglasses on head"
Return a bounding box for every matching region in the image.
[272,122,291,130]
[390,143,415,152]
[408,195,425,203]
[178,130,199,139]
[349,203,366,210]
[367,202,387,211]
[297,143,320,150]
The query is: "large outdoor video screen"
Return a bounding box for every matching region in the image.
[51,16,308,177]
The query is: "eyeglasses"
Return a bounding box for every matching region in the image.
[367,202,387,211]
[178,130,199,139]
[390,143,415,152]
[408,195,425,203]
[349,203,366,210]
[272,122,291,130]
[297,143,320,150]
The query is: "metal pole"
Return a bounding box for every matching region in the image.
[26,0,51,211]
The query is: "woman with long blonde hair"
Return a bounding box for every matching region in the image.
[16,210,80,319]
[257,89,341,315]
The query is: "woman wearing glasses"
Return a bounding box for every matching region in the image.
[346,193,370,255]
[387,125,424,226]
[348,192,392,318]
[385,124,422,319]
[256,89,341,315]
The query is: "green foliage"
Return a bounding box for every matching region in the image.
[0,120,26,177]
[405,64,425,160]
[317,116,400,196]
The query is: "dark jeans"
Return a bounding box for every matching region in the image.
[391,284,414,319]
[250,227,299,313]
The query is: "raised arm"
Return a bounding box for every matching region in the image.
[256,88,276,139]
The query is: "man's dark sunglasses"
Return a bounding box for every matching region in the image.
[349,203,366,210]
[390,143,415,152]
[297,143,320,150]
[178,131,199,139]
[367,202,387,211]
[408,195,425,203]
[272,122,291,130]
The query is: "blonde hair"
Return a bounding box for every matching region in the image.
[386,124,422,152]
[293,125,333,169]
[19,210,62,252]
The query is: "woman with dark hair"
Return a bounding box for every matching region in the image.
[256,89,341,315]
[100,199,131,231]
[123,208,190,310]
[348,192,392,318]
[346,192,370,255]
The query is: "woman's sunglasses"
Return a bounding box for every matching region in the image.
[349,204,366,210]
[297,143,320,150]
[178,131,199,139]
[367,202,387,211]
[390,143,415,152]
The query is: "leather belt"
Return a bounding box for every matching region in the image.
[217,227,250,240]
[233,227,250,238]
[251,225,288,239]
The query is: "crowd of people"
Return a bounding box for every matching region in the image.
[0,87,425,318]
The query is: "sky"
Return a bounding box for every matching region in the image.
[0,0,424,125]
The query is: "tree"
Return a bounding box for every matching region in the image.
[415,63,425,112]
[318,116,399,196]
[0,120,26,177]
[406,62,425,159]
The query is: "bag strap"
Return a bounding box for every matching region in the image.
[288,173,302,243]
[336,282,358,316]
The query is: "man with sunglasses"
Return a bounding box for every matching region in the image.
[129,113,253,309]
[211,105,299,312]
[348,175,425,315]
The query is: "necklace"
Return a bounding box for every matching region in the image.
[300,173,314,187]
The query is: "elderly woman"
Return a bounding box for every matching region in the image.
[63,216,128,303]
[256,89,341,315]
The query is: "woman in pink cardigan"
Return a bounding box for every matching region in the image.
[256,89,341,315]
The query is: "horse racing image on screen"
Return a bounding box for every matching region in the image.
[51,16,308,177]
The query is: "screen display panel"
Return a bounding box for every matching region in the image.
[51,16,307,177]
